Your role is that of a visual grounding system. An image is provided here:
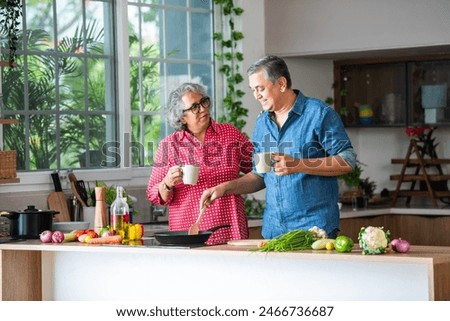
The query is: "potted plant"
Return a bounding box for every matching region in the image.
[0,0,22,66]
[244,195,265,219]
[339,161,376,208]
[87,181,137,215]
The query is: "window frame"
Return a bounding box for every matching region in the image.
[1,0,218,193]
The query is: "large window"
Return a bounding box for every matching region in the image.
[0,0,215,172]
[127,0,214,167]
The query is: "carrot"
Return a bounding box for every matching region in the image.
[86,235,123,244]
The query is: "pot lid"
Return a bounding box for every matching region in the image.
[20,205,59,215]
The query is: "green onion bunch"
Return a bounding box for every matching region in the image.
[255,229,316,252]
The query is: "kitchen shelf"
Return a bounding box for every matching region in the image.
[391,158,450,165]
[390,139,450,207]
[0,119,19,125]
[0,178,19,184]
[333,53,450,127]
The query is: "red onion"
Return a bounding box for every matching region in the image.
[51,230,65,243]
[391,238,410,253]
[40,230,53,243]
[101,230,114,237]
[390,238,400,251]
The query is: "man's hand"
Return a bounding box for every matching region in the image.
[199,184,227,210]
[272,153,298,176]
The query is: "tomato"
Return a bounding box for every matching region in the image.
[74,229,86,239]
[86,230,98,238]
[334,235,354,253]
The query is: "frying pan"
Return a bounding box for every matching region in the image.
[154,224,230,245]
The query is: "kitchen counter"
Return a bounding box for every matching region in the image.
[1,239,450,301]
[340,206,450,218]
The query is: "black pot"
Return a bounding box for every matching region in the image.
[2,205,59,239]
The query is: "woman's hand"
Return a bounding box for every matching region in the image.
[163,165,183,189]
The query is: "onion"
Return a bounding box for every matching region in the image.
[40,230,53,243]
[391,238,410,253]
[390,238,400,251]
[51,230,65,243]
[101,230,114,237]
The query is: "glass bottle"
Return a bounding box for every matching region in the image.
[110,186,129,239]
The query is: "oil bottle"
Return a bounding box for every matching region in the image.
[110,186,129,239]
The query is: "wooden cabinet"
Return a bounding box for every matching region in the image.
[248,226,262,239]
[340,214,450,247]
[333,54,450,127]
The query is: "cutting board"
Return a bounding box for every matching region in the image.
[227,239,265,247]
[48,192,71,222]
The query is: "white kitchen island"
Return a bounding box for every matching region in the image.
[1,240,450,301]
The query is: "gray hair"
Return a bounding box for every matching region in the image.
[165,83,209,131]
[247,55,292,89]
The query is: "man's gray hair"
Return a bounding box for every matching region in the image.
[247,55,292,89]
[165,83,209,130]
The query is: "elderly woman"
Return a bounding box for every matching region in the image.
[146,83,253,244]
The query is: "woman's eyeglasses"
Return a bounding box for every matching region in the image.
[183,96,210,114]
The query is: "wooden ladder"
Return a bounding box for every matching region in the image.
[390,139,450,207]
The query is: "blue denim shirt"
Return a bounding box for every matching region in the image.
[252,90,356,239]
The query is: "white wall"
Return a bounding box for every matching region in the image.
[240,0,266,137]
[239,0,266,200]
[255,0,450,197]
[265,0,450,57]
[347,127,450,193]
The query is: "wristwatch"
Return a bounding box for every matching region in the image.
[161,180,173,192]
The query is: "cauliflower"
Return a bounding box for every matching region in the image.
[358,226,390,255]
[309,226,327,239]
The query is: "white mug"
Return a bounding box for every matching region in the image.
[181,164,200,185]
[255,152,273,173]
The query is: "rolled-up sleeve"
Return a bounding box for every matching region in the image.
[337,147,357,169]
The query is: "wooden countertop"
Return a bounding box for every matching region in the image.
[340,206,450,219]
[2,240,450,300]
[1,239,450,264]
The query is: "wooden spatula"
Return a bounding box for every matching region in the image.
[68,172,87,207]
[187,207,206,235]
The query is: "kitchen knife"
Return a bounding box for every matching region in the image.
[51,172,63,191]
[77,180,89,206]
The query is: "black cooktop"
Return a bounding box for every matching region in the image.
[114,237,206,249]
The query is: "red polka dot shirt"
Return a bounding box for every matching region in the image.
[147,120,254,245]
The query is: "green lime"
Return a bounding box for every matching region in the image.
[334,235,354,253]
